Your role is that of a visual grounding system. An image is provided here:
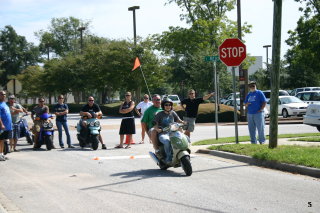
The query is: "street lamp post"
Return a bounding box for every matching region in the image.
[263,44,272,85]
[128,6,140,46]
[77,27,86,54]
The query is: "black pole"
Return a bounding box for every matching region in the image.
[128,6,140,46]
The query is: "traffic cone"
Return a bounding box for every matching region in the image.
[124,135,135,144]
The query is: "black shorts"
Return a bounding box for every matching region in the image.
[119,118,136,135]
[0,131,10,140]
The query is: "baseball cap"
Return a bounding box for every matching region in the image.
[248,81,256,85]
[9,95,15,99]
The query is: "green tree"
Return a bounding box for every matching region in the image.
[285,0,320,88]
[36,17,90,57]
[0,25,40,86]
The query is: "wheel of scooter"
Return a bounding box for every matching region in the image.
[3,140,9,155]
[181,155,192,176]
[77,134,86,148]
[44,135,53,151]
[26,134,33,145]
[91,135,99,150]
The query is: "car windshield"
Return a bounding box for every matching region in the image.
[280,96,303,104]
[168,95,179,101]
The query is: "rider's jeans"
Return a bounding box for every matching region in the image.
[56,121,71,146]
[159,133,173,163]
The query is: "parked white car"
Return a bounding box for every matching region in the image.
[224,98,269,118]
[290,87,320,96]
[295,91,320,105]
[266,96,308,118]
[262,90,289,101]
[303,104,320,132]
[220,92,240,104]
[162,94,181,106]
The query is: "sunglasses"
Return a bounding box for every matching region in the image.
[249,85,255,88]
[125,95,131,97]
[59,98,64,99]
[0,94,6,96]
[88,100,94,102]
[143,97,149,99]
[164,104,172,106]
[189,93,195,95]
[154,98,161,101]
[39,101,44,102]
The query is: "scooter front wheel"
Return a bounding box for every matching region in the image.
[91,135,99,150]
[26,134,33,145]
[45,135,53,151]
[181,155,192,176]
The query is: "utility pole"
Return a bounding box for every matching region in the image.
[269,0,282,149]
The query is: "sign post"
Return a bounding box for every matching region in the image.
[204,55,220,140]
[219,38,247,143]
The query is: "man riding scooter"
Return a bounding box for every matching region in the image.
[153,98,184,164]
[79,96,106,149]
[31,97,50,150]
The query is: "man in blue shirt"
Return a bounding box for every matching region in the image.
[0,91,12,161]
[244,81,267,144]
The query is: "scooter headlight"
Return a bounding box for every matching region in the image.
[94,121,100,127]
[170,123,180,132]
[43,122,49,128]
[48,122,53,128]
[89,122,95,127]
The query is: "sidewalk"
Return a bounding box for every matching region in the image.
[192,139,320,178]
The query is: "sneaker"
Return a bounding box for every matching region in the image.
[102,144,107,150]
[0,155,6,161]
[14,149,20,152]
[68,145,75,148]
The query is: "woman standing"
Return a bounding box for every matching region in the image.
[115,92,136,149]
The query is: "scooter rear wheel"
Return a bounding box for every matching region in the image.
[181,155,192,176]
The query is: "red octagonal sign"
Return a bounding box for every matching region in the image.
[219,38,246,67]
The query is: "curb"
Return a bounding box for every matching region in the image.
[196,149,320,178]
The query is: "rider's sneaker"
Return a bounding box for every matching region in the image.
[102,144,107,150]
[68,145,75,148]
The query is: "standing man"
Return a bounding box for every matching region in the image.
[141,94,162,152]
[80,96,106,149]
[244,81,267,144]
[31,97,50,149]
[181,89,214,138]
[54,95,74,149]
[7,95,24,152]
[135,94,152,144]
[0,91,12,161]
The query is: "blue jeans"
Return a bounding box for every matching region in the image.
[247,112,265,144]
[158,133,173,163]
[56,121,71,146]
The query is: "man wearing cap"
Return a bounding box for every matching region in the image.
[244,81,267,144]
[7,95,25,152]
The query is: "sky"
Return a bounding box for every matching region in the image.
[0,0,303,64]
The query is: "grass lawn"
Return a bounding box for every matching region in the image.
[193,133,320,146]
[208,144,320,169]
[289,137,320,142]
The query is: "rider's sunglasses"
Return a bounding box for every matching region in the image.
[88,100,94,102]
[249,84,255,88]
[39,100,44,102]
[154,98,161,101]
[164,104,172,107]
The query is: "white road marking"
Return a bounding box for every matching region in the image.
[92,154,196,160]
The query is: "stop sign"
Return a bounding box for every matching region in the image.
[219,38,246,67]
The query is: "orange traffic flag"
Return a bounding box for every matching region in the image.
[132,57,141,71]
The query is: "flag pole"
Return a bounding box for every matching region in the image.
[139,65,151,99]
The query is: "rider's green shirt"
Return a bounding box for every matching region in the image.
[141,105,162,130]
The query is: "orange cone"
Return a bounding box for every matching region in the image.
[124,135,135,144]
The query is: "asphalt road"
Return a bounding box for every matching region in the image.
[0,115,319,213]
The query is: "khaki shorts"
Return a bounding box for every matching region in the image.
[183,117,196,132]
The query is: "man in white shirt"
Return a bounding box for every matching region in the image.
[135,94,153,144]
